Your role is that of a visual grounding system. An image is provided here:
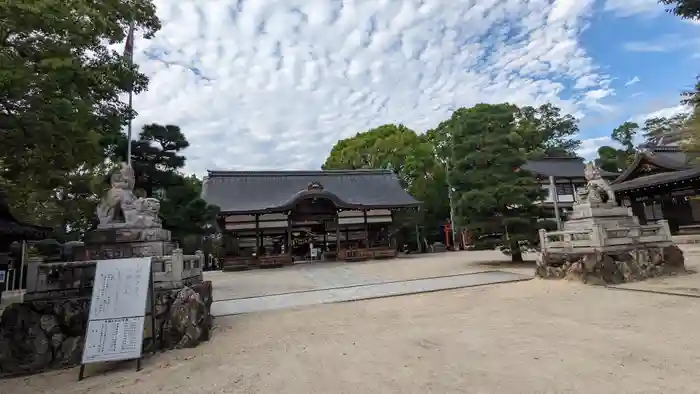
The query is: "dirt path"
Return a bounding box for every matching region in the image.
[5,279,700,394]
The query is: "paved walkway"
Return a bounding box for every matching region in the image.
[211,270,530,316]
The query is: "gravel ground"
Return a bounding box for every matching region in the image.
[5,277,700,394]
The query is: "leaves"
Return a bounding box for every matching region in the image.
[659,0,700,20]
[322,124,450,242]
[0,0,161,222]
[447,103,546,257]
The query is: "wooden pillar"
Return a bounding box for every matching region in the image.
[254,214,260,258]
[287,213,292,257]
[335,211,341,259]
[363,210,369,249]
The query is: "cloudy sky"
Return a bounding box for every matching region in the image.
[127,0,700,175]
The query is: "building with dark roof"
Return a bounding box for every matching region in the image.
[201,169,420,269]
[0,188,52,303]
[521,157,618,219]
[611,145,700,233]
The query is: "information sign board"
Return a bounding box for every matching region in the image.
[81,257,152,365]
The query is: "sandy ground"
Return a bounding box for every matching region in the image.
[5,278,700,393]
[207,250,536,300]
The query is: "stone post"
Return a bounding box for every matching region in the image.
[24,256,44,294]
[590,224,604,249]
[659,219,672,242]
[171,248,184,282]
[538,229,547,251]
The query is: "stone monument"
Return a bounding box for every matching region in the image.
[1,163,212,376]
[81,162,174,260]
[537,162,685,284]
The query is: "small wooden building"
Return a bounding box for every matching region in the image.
[521,157,618,217]
[0,189,52,302]
[612,146,700,234]
[201,169,420,270]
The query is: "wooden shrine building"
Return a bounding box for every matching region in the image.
[201,169,420,270]
[611,145,700,234]
[0,188,52,303]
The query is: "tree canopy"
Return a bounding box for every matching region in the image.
[1,0,161,224]
[660,0,700,19]
[447,103,547,261]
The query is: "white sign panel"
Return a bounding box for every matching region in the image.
[88,257,151,320]
[82,317,145,363]
[82,257,151,364]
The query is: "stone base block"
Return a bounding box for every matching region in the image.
[0,281,213,376]
[77,240,176,260]
[84,227,171,244]
[536,245,686,285]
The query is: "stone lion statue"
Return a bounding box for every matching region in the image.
[577,162,616,204]
[96,163,162,229]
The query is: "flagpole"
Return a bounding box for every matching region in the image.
[127,90,133,167]
[124,22,135,167]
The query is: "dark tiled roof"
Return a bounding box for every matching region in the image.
[0,199,52,239]
[0,218,52,239]
[613,151,690,184]
[521,157,618,178]
[612,166,700,192]
[202,169,420,214]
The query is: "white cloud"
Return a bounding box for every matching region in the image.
[577,136,614,158]
[624,76,640,87]
[631,104,690,123]
[604,0,665,18]
[127,0,613,175]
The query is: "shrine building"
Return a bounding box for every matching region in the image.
[201,169,420,270]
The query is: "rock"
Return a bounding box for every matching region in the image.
[162,281,213,349]
[59,336,83,366]
[663,245,685,269]
[0,304,53,374]
[535,244,688,286]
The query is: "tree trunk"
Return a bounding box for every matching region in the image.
[511,247,523,263]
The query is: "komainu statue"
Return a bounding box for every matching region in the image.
[96,163,163,229]
[577,162,616,204]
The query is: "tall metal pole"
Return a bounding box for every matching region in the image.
[446,160,458,249]
[549,175,562,230]
[126,90,133,166]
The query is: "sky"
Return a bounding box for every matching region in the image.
[126,0,700,175]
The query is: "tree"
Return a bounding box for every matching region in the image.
[159,175,219,244]
[641,114,689,147]
[0,0,161,221]
[116,124,189,197]
[323,124,450,245]
[612,121,639,152]
[115,124,217,243]
[448,103,546,262]
[660,0,700,19]
[515,103,581,158]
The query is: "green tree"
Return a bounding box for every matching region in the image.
[323,124,450,244]
[660,0,700,19]
[115,124,218,243]
[612,121,639,152]
[515,103,581,157]
[159,175,219,245]
[448,103,546,262]
[116,124,189,197]
[641,115,689,146]
[0,0,161,221]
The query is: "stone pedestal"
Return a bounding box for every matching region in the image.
[564,202,639,232]
[77,227,175,260]
[538,201,683,285]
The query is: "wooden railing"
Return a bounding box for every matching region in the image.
[222,254,292,270]
[337,247,397,262]
[540,220,672,254]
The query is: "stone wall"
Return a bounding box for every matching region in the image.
[536,245,686,285]
[0,281,213,376]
